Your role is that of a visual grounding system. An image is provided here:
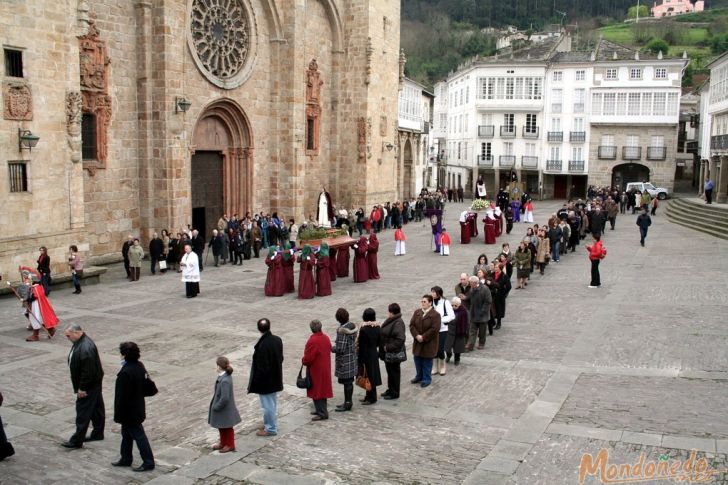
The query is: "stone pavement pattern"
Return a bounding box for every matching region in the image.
[0,200,727,484]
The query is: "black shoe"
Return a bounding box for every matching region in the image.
[381,390,391,398]
[112,460,132,467]
[84,435,104,442]
[361,400,376,405]
[334,403,352,412]
[61,441,82,449]
[445,355,451,363]
[358,399,370,403]
[495,323,501,330]
[420,382,431,388]
[72,290,81,295]
[382,394,399,400]
[454,360,460,366]
[410,378,422,384]
[133,465,155,472]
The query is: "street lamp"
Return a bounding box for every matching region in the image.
[18,129,40,152]
[175,96,192,113]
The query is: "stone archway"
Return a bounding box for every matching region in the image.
[611,163,650,191]
[191,99,253,238]
[403,138,414,200]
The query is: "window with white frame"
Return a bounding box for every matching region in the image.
[601,134,615,146]
[655,68,667,79]
[574,88,585,112]
[628,93,640,115]
[553,71,563,81]
[603,93,616,115]
[606,68,618,80]
[534,78,543,99]
[573,117,584,132]
[481,142,492,159]
[525,143,536,156]
[572,146,584,161]
[506,78,515,99]
[551,88,563,113]
[525,114,538,134]
[626,134,639,147]
[466,86,469,103]
[457,142,461,159]
[549,146,561,160]
[592,92,602,114]
[653,93,667,116]
[464,114,469,133]
[616,93,627,115]
[503,142,514,156]
[641,92,652,116]
[463,142,468,160]
[667,93,678,115]
[651,135,665,147]
[575,70,585,81]
[460,89,463,106]
[550,117,561,131]
[503,113,515,129]
[630,68,642,80]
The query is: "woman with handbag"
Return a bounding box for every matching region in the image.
[208,356,241,453]
[356,308,382,405]
[331,308,357,412]
[302,320,333,421]
[380,303,405,400]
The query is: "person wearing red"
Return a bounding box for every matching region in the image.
[297,245,316,299]
[367,233,380,279]
[459,211,471,244]
[394,226,406,255]
[439,228,451,256]
[585,232,607,288]
[281,243,295,293]
[328,246,337,282]
[9,269,59,341]
[494,207,503,236]
[336,243,351,277]
[301,319,333,420]
[352,236,369,283]
[315,243,332,297]
[483,209,496,245]
[264,247,284,297]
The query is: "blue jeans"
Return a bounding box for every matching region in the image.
[640,227,648,245]
[551,241,560,262]
[259,393,278,434]
[413,356,433,385]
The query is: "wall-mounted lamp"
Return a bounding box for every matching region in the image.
[383,142,395,152]
[175,96,192,113]
[18,129,40,152]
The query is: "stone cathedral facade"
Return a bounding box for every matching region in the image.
[0,0,402,277]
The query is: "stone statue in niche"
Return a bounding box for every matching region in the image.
[3,83,33,121]
[306,59,323,104]
[79,22,110,92]
[66,91,82,162]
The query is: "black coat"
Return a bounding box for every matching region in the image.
[209,235,223,255]
[149,238,164,258]
[380,314,405,354]
[122,240,133,261]
[114,361,147,425]
[358,325,382,386]
[37,254,51,275]
[190,235,205,254]
[68,334,104,393]
[247,332,284,395]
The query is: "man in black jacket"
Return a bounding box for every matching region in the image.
[190,229,205,271]
[62,324,104,448]
[636,207,652,247]
[122,235,133,280]
[112,342,155,472]
[149,233,165,275]
[248,318,284,437]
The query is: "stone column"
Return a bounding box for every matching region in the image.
[698,159,705,196]
[718,156,728,203]
[493,168,500,196]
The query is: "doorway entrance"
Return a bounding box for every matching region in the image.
[612,163,650,190]
[402,139,413,200]
[191,151,224,240]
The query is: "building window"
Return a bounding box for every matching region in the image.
[503,142,514,156]
[641,92,652,115]
[655,67,667,79]
[628,93,640,115]
[465,86,469,103]
[551,88,563,113]
[667,92,678,115]
[82,113,98,160]
[306,118,316,150]
[572,146,583,161]
[573,88,585,112]
[457,142,461,159]
[8,162,28,192]
[573,117,584,132]
[616,93,627,116]
[654,93,667,116]
[630,68,642,80]
[592,92,602,115]
[506,78,515,99]
[553,71,563,82]
[525,114,537,133]
[603,93,616,115]
[575,70,585,81]
[550,117,561,131]
[651,135,665,147]
[4,48,23,77]
[503,113,515,129]
[606,68,617,80]
[481,142,491,159]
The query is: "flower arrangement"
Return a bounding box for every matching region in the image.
[299,226,347,242]
[470,199,491,211]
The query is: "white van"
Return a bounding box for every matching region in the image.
[625,182,669,200]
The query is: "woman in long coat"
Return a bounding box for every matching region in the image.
[315,243,332,297]
[514,240,532,290]
[128,239,144,281]
[208,356,241,453]
[264,246,284,297]
[297,245,316,299]
[366,234,380,279]
[331,308,357,412]
[281,243,295,293]
[336,243,350,278]
[302,320,333,420]
[445,297,468,365]
[493,262,509,329]
[352,236,368,283]
[357,308,382,404]
[535,230,551,275]
[380,303,405,400]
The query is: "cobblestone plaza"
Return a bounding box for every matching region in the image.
[1,201,727,484]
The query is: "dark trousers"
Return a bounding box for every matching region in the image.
[619,202,626,214]
[342,381,353,404]
[384,362,401,397]
[131,267,140,281]
[640,227,648,246]
[253,242,261,258]
[436,331,447,359]
[185,282,200,298]
[150,256,159,274]
[69,385,105,445]
[124,258,131,278]
[120,424,154,467]
[313,399,328,419]
[195,251,203,271]
[705,189,713,204]
[468,321,487,347]
[41,273,51,296]
[590,259,601,287]
[365,386,377,403]
[233,251,243,265]
[650,206,657,216]
[609,217,615,230]
[72,271,82,292]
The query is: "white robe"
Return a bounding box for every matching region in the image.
[317,192,331,228]
[394,240,406,256]
[181,252,200,283]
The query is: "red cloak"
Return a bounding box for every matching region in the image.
[336,245,350,278]
[328,247,337,282]
[494,214,503,236]
[316,256,332,297]
[282,255,295,293]
[367,235,380,280]
[484,217,497,244]
[353,237,369,283]
[460,221,471,244]
[264,254,284,297]
[469,213,479,237]
[32,285,58,329]
[297,254,316,299]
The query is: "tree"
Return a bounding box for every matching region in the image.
[711,33,728,55]
[645,38,669,55]
[627,4,648,19]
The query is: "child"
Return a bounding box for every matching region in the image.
[394,225,406,256]
[440,228,451,256]
[524,199,534,223]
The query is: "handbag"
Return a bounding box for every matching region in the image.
[384,349,407,363]
[355,365,372,391]
[142,371,158,397]
[296,365,312,389]
[158,260,167,270]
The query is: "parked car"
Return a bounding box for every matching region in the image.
[625,182,669,200]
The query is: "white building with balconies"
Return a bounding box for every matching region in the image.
[699,51,728,202]
[397,77,434,199]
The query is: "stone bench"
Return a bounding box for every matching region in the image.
[0,266,108,297]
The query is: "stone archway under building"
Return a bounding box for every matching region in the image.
[611,163,650,191]
[402,138,414,200]
[191,99,253,240]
